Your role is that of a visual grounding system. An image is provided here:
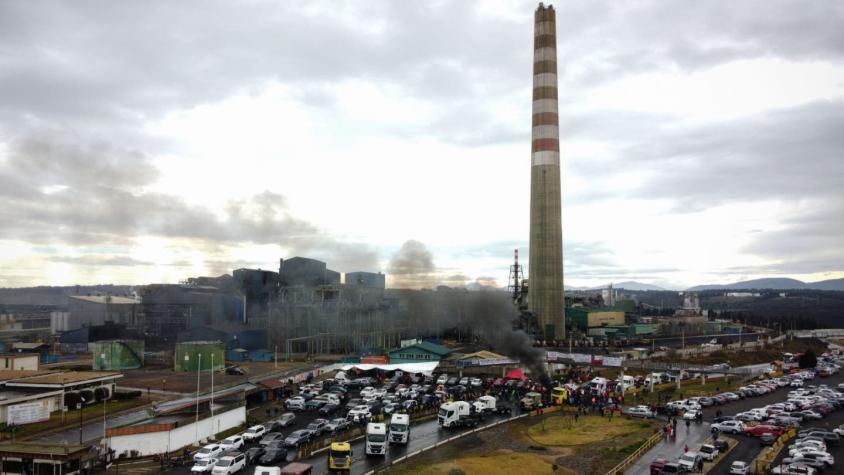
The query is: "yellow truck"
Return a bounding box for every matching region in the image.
[327,441,352,472]
[551,387,567,405]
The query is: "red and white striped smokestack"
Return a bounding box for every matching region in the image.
[528,2,565,341]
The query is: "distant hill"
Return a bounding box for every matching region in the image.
[566,281,666,291]
[688,277,844,292]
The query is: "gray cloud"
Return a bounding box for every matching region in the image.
[0,133,378,273]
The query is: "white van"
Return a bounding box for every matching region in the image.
[253,468,281,475]
[588,377,609,393]
[616,375,635,392]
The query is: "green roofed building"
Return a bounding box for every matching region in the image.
[174,341,225,372]
[566,307,626,332]
[388,342,452,364]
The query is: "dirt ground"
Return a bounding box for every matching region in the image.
[118,361,307,393]
[386,413,659,475]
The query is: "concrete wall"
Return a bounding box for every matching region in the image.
[108,406,246,457]
[1,354,39,370]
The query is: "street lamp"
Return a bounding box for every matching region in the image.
[78,397,87,444]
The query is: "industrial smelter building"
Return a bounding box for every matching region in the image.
[529,3,565,340]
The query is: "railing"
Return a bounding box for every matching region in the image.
[605,431,663,475]
[750,427,796,474]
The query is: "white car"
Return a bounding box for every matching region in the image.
[683,409,701,420]
[436,374,448,385]
[242,425,266,441]
[470,378,483,387]
[699,444,719,461]
[218,435,244,452]
[729,461,749,474]
[788,446,830,458]
[194,444,224,462]
[348,405,372,422]
[624,406,655,418]
[834,424,844,436]
[771,463,817,474]
[712,420,746,433]
[211,453,246,475]
[191,457,218,473]
[285,396,306,411]
[360,387,376,398]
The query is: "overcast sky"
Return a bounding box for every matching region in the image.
[1,0,843,290]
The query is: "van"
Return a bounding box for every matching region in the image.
[588,377,609,393]
[212,453,246,475]
[253,467,281,475]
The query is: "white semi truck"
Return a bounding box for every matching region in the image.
[365,423,387,456]
[388,413,411,444]
[438,401,482,429]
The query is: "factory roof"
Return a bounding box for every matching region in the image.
[459,350,506,360]
[0,369,58,382]
[5,371,122,387]
[69,295,138,304]
[388,341,452,356]
[12,342,49,350]
[0,442,93,460]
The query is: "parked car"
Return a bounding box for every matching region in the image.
[191,457,218,473]
[771,464,817,475]
[306,419,329,437]
[284,430,312,448]
[275,412,296,429]
[712,420,746,434]
[326,418,350,434]
[699,444,719,461]
[244,447,265,465]
[650,456,669,474]
[194,444,224,462]
[260,432,286,447]
[211,453,246,475]
[661,462,686,474]
[242,425,267,442]
[678,452,703,472]
[218,435,245,452]
[259,448,287,465]
[729,461,749,474]
[746,425,785,437]
[319,403,341,416]
[625,406,655,418]
[285,397,306,411]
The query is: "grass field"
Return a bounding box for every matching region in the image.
[526,414,650,446]
[386,413,659,475]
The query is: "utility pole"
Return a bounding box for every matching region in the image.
[79,398,85,444]
[195,353,201,445]
[274,345,278,369]
[211,352,215,438]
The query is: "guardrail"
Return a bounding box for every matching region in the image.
[750,427,796,474]
[605,431,663,475]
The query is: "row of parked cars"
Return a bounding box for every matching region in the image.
[648,368,844,474]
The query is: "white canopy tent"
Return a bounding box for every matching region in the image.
[340,361,440,376]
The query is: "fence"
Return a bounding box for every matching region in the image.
[605,431,663,475]
[750,427,797,474]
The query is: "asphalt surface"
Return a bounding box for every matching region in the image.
[708,371,844,475]
[149,383,522,475]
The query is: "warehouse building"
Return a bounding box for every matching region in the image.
[566,307,626,332]
[64,295,139,331]
[388,342,452,364]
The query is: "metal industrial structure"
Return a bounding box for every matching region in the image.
[528,2,565,341]
[92,340,144,370]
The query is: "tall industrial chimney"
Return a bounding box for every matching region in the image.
[528,2,565,341]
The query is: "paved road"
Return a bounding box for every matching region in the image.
[626,418,711,474]
[708,370,844,475]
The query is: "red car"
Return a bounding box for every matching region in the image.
[745,425,785,437]
[650,456,669,474]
